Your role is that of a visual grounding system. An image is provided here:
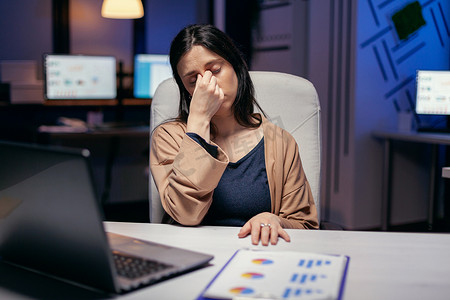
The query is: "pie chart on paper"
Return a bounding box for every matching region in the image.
[252,258,273,265]
[241,272,264,279]
[229,286,254,295]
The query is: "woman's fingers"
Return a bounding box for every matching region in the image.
[270,226,278,245]
[250,223,262,245]
[238,213,291,246]
[238,222,251,238]
[259,223,271,246]
[196,71,215,92]
[190,71,222,118]
[194,70,210,87]
[277,227,291,243]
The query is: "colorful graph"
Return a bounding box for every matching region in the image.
[290,273,327,284]
[241,272,264,279]
[201,250,348,300]
[229,287,254,295]
[283,287,324,298]
[252,258,274,265]
[298,259,332,268]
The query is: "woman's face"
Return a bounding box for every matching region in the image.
[177,45,238,116]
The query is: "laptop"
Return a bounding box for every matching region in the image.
[0,140,213,294]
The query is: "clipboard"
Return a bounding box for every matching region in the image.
[197,249,350,300]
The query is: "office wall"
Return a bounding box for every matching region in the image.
[309,0,449,229]
[0,0,52,79]
[251,1,309,77]
[0,0,200,76]
[308,1,358,228]
[0,0,134,76]
[145,0,199,54]
[70,0,134,71]
[355,0,449,226]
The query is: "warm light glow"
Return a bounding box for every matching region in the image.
[101,0,144,19]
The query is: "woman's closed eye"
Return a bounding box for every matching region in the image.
[211,67,221,74]
[189,74,201,86]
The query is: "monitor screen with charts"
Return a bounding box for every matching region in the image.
[415,70,450,115]
[44,54,117,100]
[134,54,172,99]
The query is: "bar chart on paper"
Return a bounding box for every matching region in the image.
[285,259,335,298]
[199,249,350,300]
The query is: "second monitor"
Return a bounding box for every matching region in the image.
[44,54,117,100]
[134,54,172,99]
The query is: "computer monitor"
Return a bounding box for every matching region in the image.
[415,70,450,115]
[43,54,117,100]
[133,54,172,99]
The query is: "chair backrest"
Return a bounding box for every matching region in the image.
[149,71,321,223]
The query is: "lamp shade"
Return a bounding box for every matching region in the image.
[101,0,144,19]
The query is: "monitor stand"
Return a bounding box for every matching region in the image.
[417,127,450,133]
[417,116,450,134]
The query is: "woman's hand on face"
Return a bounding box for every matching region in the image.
[237,212,291,246]
[189,70,224,122]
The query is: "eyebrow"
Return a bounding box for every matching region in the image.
[182,59,223,78]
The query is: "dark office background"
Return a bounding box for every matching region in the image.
[0,0,449,231]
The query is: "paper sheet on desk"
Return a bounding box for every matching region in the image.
[199,249,349,300]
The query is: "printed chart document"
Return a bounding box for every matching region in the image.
[198,249,349,300]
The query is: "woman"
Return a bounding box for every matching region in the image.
[150,24,318,246]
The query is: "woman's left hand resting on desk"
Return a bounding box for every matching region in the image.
[238,212,291,246]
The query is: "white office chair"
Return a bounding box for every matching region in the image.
[149,71,322,224]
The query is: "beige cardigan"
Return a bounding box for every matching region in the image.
[150,117,319,229]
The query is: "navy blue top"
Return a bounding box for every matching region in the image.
[186,133,271,226]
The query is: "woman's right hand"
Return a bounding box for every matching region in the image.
[186,70,224,141]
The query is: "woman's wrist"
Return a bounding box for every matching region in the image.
[186,116,211,142]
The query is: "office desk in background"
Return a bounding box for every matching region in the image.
[373,130,450,231]
[443,167,450,179]
[37,124,150,137]
[1,223,450,300]
[37,125,150,219]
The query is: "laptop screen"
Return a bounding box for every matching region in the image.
[133,54,172,99]
[0,141,213,294]
[415,70,450,115]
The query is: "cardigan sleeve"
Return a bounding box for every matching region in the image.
[279,134,319,229]
[150,122,229,225]
[263,119,319,229]
[186,132,219,158]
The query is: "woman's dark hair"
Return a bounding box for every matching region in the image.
[169,24,265,132]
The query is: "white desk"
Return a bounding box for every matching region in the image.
[1,223,450,300]
[111,223,450,300]
[373,130,450,231]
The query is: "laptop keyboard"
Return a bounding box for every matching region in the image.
[112,251,173,279]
